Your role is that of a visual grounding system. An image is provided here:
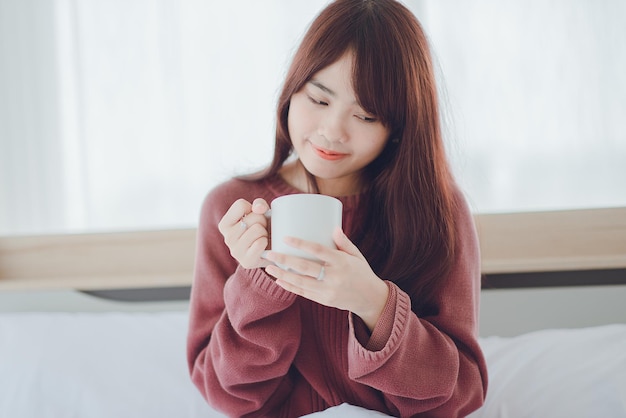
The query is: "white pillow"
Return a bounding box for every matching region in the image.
[470,324,626,418]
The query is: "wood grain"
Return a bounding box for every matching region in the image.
[476,207,626,274]
[0,229,196,290]
[1,207,625,290]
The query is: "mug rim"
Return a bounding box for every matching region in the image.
[271,193,342,206]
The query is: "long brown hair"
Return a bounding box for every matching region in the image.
[259,0,457,313]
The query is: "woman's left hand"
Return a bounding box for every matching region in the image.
[264,227,389,331]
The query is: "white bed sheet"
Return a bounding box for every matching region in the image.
[469,324,626,418]
[1,311,625,418]
[0,311,220,418]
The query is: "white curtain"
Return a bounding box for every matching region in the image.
[0,0,66,234]
[1,0,329,235]
[418,0,626,213]
[1,0,625,235]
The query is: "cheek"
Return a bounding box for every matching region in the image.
[287,97,313,139]
[367,141,388,161]
[360,128,390,157]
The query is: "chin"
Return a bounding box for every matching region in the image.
[299,159,333,178]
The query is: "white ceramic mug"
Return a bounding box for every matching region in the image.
[269,194,343,261]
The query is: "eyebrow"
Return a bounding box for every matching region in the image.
[309,80,336,97]
[309,79,361,106]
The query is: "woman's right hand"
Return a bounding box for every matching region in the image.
[218,198,271,269]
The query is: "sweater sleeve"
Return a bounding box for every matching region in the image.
[186,186,301,417]
[347,194,488,418]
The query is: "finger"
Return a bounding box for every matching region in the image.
[222,208,267,249]
[263,250,324,279]
[251,198,272,244]
[222,209,261,247]
[245,234,270,261]
[282,236,336,264]
[232,228,269,269]
[240,212,268,231]
[218,198,252,233]
[221,216,248,250]
[266,264,323,293]
[251,198,270,215]
[238,223,269,251]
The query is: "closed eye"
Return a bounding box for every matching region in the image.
[356,114,378,123]
[308,95,328,106]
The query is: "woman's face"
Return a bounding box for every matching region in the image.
[287,52,390,196]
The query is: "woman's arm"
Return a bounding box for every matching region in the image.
[347,194,488,417]
[186,187,302,417]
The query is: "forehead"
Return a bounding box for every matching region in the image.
[309,52,356,95]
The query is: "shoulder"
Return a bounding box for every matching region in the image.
[199,175,291,224]
[204,177,258,204]
[200,178,256,223]
[448,182,480,261]
[449,181,476,223]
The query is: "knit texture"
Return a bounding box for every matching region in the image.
[187,175,487,417]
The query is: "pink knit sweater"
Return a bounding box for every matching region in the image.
[187,175,487,417]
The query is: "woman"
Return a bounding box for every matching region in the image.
[187,1,488,416]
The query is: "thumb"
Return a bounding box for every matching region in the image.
[251,198,270,214]
[333,227,362,257]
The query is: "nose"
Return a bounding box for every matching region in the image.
[318,110,347,143]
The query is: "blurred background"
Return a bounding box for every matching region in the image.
[1,0,625,236]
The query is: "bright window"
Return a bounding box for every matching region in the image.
[420,0,626,213]
[1,1,624,236]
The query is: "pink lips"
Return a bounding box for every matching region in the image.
[311,144,348,161]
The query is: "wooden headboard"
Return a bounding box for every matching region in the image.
[1,207,625,291]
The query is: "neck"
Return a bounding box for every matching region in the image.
[279,160,363,197]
